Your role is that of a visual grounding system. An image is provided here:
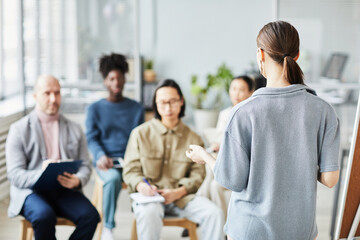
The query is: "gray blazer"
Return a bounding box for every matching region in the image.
[6,110,92,217]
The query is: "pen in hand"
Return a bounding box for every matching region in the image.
[143,177,151,186]
[142,177,157,196]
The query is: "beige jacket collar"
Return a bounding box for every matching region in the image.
[151,118,184,137]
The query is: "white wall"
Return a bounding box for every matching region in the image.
[139,0,273,103]
[77,0,135,82]
[279,0,360,82]
[140,0,360,91]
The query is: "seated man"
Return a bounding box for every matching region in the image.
[6,75,100,240]
[123,79,224,240]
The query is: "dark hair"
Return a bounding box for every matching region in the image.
[254,74,267,90]
[152,79,185,120]
[256,21,304,85]
[99,53,129,79]
[232,75,254,92]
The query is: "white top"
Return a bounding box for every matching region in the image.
[215,106,232,142]
[203,107,232,145]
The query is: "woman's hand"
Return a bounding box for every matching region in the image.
[211,143,220,152]
[186,144,217,171]
[186,145,208,164]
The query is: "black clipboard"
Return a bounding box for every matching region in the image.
[32,160,83,191]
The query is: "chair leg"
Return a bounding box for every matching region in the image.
[20,219,33,240]
[186,221,198,240]
[92,175,104,240]
[130,219,138,240]
[95,219,103,240]
[183,220,198,240]
[19,219,27,240]
[26,228,33,240]
[19,220,25,240]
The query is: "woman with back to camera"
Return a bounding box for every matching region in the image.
[186,21,340,240]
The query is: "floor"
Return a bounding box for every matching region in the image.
[0,173,189,240]
[0,113,347,240]
[0,172,341,240]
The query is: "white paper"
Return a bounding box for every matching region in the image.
[130,192,165,204]
[112,158,125,168]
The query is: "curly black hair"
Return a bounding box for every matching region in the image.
[99,53,129,79]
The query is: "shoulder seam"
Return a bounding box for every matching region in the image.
[225,130,250,160]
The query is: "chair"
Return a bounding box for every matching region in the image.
[19,174,104,240]
[130,217,198,240]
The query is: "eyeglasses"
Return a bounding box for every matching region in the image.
[156,98,181,108]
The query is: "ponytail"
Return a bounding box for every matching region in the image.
[282,56,304,85]
[257,21,305,85]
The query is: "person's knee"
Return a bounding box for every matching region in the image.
[86,207,101,225]
[204,202,224,221]
[76,205,101,227]
[31,208,57,226]
[136,203,163,221]
[103,170,122,185]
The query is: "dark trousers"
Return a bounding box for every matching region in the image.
[21,188,100,240]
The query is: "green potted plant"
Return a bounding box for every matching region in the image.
[143,59,156,82]
[191,63,234,133]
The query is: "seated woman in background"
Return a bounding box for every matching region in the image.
[212,75,254,152]
[123,79,224,240]
[198,75,253,220]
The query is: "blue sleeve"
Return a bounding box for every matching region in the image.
[319,118,340,172]
[85,104,105,164]
[214,131,250,192]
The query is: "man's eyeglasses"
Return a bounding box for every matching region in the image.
[156,99,181,108]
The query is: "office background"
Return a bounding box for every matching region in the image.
[1,0,360,115]
[0,0,360,239]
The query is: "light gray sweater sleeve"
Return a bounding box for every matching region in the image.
[6,125,42,188]
[214,131,250,192]
[319,118,340,172]
[72,124,92,187]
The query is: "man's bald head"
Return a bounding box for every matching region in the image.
[33,75,62,115]
[34,75,60,93]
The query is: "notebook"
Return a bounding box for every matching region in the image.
[130,192,165,204]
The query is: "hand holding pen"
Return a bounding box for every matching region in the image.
[136,177,158,196]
